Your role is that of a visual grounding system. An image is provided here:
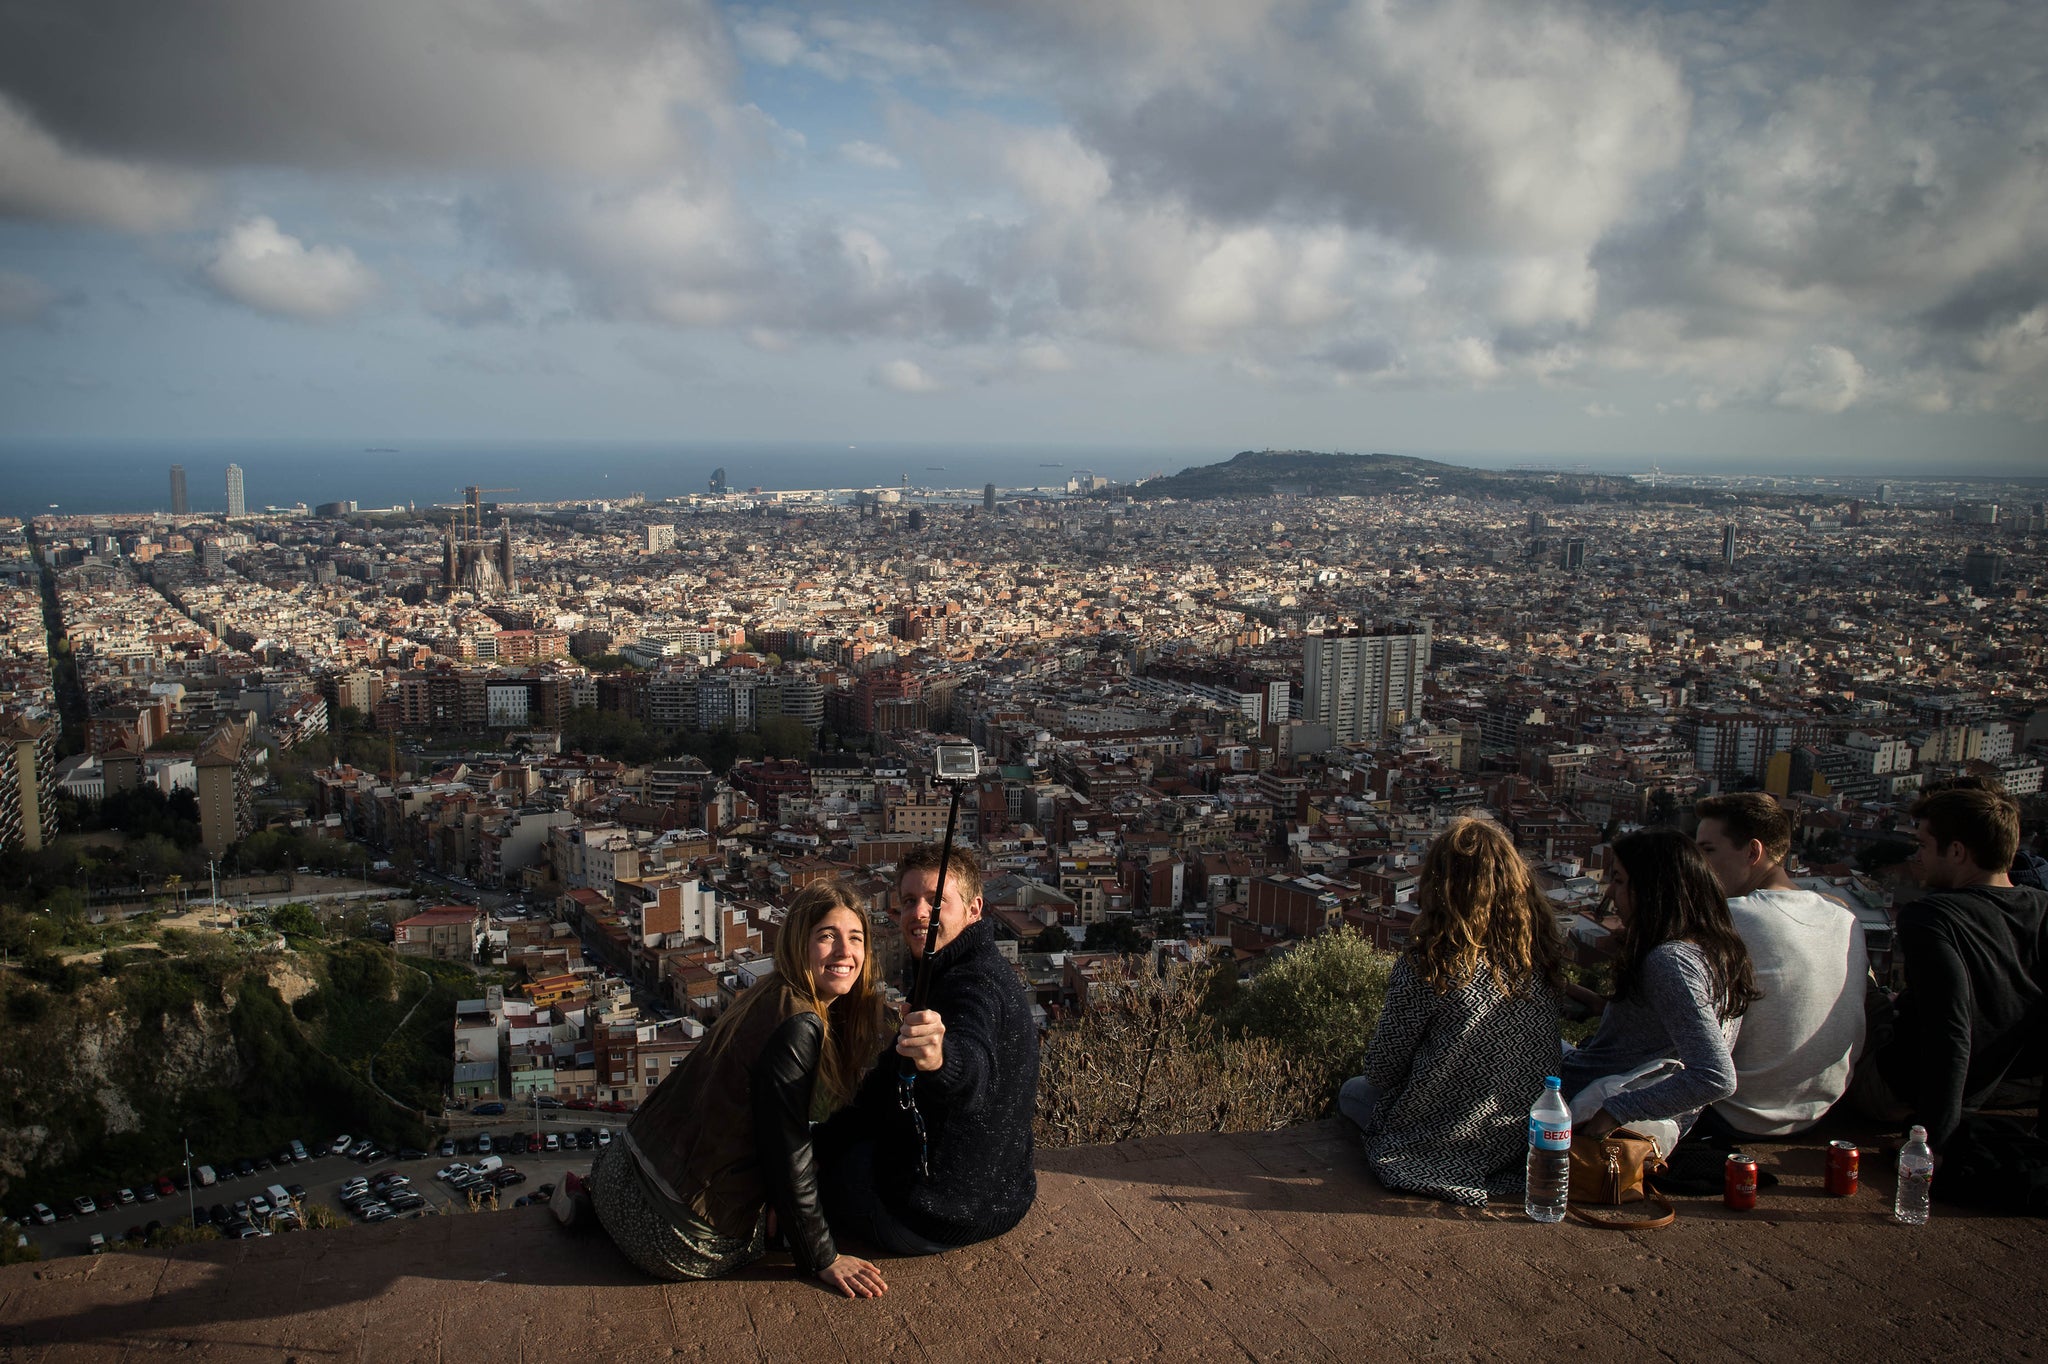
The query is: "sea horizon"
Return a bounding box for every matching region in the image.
[3,438,2041,519]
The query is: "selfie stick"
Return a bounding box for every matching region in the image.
[899,762,968,1181]
[910,777,965,1013]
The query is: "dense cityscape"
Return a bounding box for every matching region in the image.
[5,456,2045,1132]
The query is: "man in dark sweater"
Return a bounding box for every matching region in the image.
[820,844,1039,1254]
[1866,785,2048,1149]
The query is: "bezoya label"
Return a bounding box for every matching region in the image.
[1529,1118,1572,1151]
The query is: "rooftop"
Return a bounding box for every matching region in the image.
[5,1119,2043,1361]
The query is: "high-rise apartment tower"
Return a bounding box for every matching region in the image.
[1302,622,1431,744]
[225,463,246,518]
[169,464,188,515]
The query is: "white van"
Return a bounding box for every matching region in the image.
[472,1156,504,1175]
[194,1165,218,1187]
[266,1184,293,1211]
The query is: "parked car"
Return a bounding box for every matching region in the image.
[489,1169,526,1188]
[233,1158,257,1179]
[595,1130,611,1149]
[285,1184,307,1201]
[116,1188,137,1205]
[439,1138,456,1158]
[564,1098,596,1112]
[289,1140,309,1162]
[535,1097,562,1110]
[509,1133,529,1155]
[330,1135,353,1156]
[544,1133,560,1152]
[472,1102,506,1117]
[72,1195,97,1217]
[155,1176,176,1197]
[475,1134,493,1155]
[248,1195,272,1217]
[397,1148,427,1162]
[30,1202,56,1225]
[136,1185,158,1204]
[88,1233,107,1254]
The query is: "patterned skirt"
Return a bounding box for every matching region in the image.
[588,1143,767,1282]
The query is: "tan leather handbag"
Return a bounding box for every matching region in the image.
[1568,1126,1676,1229]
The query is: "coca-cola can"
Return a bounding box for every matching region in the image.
[1724,1153,1759,1210]
[1826,1140,1860,1196]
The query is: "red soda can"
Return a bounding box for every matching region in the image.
[1826,1140,1860,1196]
[1724,1153,1759,1210]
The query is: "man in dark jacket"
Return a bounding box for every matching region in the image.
[1863,784,2048,1149]
[821,843,1040,1254]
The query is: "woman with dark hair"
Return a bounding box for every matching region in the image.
[563,879,892,1296]
[1337,817,1566,1205]
[1562,828,1759,1140]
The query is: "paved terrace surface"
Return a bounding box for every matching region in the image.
[4,1119,2044,1362]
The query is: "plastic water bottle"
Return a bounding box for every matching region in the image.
[1526,1076,1572,1223]
[1895,1126,1933,1226]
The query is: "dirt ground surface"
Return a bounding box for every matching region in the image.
[4,1118,2044,1362]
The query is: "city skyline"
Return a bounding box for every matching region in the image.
[0,2,2043,471]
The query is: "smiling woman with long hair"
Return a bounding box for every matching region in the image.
[565,879,892,1297]
[1560,828,1758,1141]
[1337,818,1566,1206]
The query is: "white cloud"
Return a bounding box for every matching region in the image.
[872,358,942,392]
[1771,344,1866,414]
[735,18,806,67]
[422,273,523,327]
[0,95,204,230]
[202,217,379,320]
[1582,402,1621,419]
[1016,343,1073,373]
[839,140,902,170]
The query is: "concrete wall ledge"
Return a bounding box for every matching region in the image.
[4,1120,2044,1361]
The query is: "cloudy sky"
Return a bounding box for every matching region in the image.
[2,0,2044,472]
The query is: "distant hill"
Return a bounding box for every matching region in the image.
[1105,449,1625,502]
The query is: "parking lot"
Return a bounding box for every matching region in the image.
[16,1127,622,1260]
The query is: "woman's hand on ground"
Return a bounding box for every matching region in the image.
[818,1254,889,1298]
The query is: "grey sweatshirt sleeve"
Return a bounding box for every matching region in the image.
[1602,943,1740,1127]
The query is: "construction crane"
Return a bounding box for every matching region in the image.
[453,486,519,543]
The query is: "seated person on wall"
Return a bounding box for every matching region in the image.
[820,843,1040,1256]
[1692,792,1868,1138]
[558,880,890,1298]
[1858,783,2048,1150]
[1337,817,1565,1207]
[1564,829,1757,1143]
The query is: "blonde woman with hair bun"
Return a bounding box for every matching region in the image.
[1337,817,1567,1206]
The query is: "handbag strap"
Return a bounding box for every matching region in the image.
[1568,1189,1677,1230]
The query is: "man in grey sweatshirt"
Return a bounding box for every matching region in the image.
[1695,794,1869,1136]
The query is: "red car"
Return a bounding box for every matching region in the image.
[597,1101,629,1114]
[155,1176,176,1197]
[564,1098,595,1111]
